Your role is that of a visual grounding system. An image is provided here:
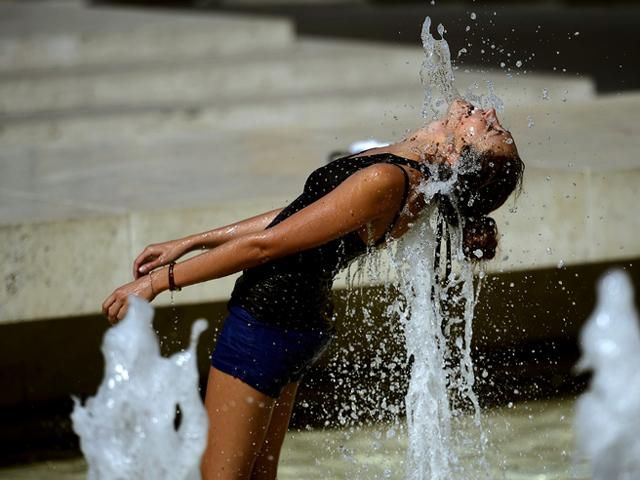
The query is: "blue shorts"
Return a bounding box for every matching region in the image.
[210,305,334,399]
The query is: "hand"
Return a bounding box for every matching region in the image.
[102,275,156,324]
[133,239,189,279]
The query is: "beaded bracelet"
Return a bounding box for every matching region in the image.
[168,262,181,292]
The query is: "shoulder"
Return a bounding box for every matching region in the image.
[352,163,409,193]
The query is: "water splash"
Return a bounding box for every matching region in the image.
[420,17,460,120]
[420,16,505,120]
[391,179,488,480]
[575,270,640,480]
[71,296,208,480]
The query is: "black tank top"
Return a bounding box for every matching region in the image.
[229,153,428,329]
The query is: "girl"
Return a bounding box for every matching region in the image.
[102,98,524,480]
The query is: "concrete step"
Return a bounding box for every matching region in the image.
[0,37,593,116]
[0,93,635,224]
[0,86,425,147]
[0,2,294,72]
[0,73,594,148]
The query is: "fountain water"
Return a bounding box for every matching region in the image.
[327,16,504,480]
[71,296,208,480]
[575,270,640,480]
[390,186,487,480]
[420,16,504,121]
[420,17,461,120]
[388,16,504,480]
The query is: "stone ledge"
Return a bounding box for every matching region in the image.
[0,2,294,72]
[0,198,283,324]
[0,40,593,116]
[1,162,638,324]
[0,73,594,148]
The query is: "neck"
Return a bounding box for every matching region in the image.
[389,125,446,163]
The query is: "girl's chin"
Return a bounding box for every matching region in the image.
[426,120,446,134]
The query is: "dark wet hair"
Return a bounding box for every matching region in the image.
[437,146,525,261]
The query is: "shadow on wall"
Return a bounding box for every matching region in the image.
[0,258,637,465]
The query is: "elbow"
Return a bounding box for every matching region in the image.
[245,233,275,266]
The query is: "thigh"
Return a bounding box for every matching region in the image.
[251,382,299,480]
[201,367,276,480]
[212,306,334,399]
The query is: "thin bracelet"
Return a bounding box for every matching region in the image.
[168,262,181,292]
[149,269,157,296]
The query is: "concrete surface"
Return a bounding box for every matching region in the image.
[0,40,593,116]
[0,1,638,325]
[0,1,294,71]
[0,398,587,480]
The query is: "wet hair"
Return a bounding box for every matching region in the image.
[437,145,525,261]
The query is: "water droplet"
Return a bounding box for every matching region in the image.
[515,60,523,68]
[557,259,566,269]
[542,88,550,100]
[527,115,535,128]
[499,62,506,68]
[546,247,553,255]
[470,12,477,20]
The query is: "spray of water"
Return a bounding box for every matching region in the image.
[420,16,505,120]
[575,270,640,480]
[321,17,499,479]
[421,17,461,120]
[390,177,488,480]
[71,296,208,480]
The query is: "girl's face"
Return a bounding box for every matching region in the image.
[445,99,518,159]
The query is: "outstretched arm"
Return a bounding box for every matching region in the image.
[133,208,283,278]
[103,164,407,323]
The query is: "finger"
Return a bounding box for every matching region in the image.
[115,299,129,323]
[133,247,157,279]
[139,257,165,276]
[102,293,115,316]
[135,253,161,279]
[107,298,123,324]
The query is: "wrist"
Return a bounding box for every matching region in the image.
[151,265,171,294]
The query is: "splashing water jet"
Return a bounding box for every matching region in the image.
[420,17,460,120]
[71,296,209,480]
[391,190,487,480]
[378,16,498,480]
[575,270,640,480]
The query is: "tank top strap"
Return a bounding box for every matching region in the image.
[383,155,431,177]
[350,152,431,177]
